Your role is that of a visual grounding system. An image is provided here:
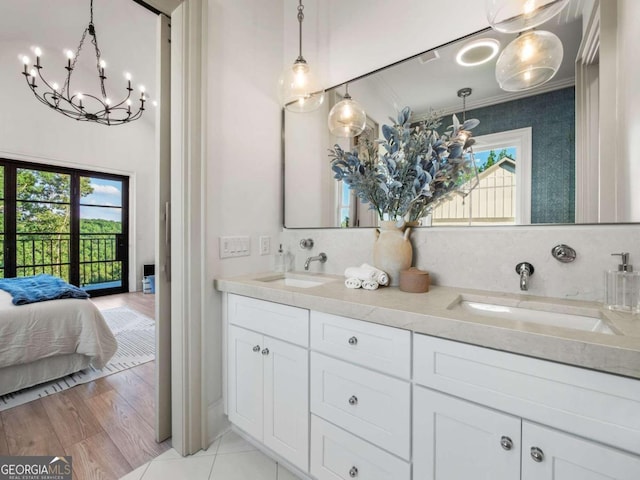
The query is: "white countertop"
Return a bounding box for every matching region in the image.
[215,272,640,379]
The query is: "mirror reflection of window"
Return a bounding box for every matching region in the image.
[429,127,532,226]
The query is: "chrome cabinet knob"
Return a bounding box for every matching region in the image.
[348,395,358,405]
[261,348,270,356]
[530,446,544,463]
[349,466,358,477]
[500,436,513,451]
[348,336,358,345]
[252,345,260,352]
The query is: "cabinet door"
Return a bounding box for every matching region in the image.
[413,387,521,480]
[263,336,309,472]
[522,422,640,480]
[228,326,264,439]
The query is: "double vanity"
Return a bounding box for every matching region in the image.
[216,273,640,480]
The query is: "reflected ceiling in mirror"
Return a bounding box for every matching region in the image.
[284,0,628,228]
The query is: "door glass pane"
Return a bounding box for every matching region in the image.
[79,177,124,291]
[17,169,70,203]
[16,169,71,281]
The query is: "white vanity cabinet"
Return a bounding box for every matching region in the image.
[309,311,412,479]
[227,294,309,472]
[413,386,521,480]
[413,334,640,480]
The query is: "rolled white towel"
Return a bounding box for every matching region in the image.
[344,266,377,281]
[360,263,390,286]
[344,277,363,289]
[362,280,380,290]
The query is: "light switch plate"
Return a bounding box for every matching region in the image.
[259,236,271,255]
[219,236,251,258]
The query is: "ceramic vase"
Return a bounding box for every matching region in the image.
[373,220,413,286]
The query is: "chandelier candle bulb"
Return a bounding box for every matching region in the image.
[65,50,74,70]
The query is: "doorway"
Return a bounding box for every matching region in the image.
[0,159,129,295]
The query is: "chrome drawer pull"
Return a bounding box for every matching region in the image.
[252,345,260,352]
[530,446,544,463]
[500,436,513,451]
[348,336,358,345]
[261,348,270,356]
[348,395,358,405]
[349,466,358,477]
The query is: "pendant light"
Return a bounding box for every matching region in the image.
[486,0,570,33]
[279,0,324,113]
[454,88,479,198]
[327,84,366,138]
[495,29,563,91]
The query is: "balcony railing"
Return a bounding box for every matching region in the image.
[9,233,122,288]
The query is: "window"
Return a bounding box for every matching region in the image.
[430,127,532,226]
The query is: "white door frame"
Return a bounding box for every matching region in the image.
[170,0,209,455]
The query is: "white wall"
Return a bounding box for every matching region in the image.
[0,40,156,292]
[205,0,285,441]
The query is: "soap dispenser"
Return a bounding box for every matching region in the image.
[605,252,640,314]
[274,244,285,273]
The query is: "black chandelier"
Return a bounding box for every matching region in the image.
[21,0,146,126]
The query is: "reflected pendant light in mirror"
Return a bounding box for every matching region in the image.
[496,29,563,91]
[279,0,324,113]
[327,84,366,137]
[486,0,570,33]
[454,88,480,198]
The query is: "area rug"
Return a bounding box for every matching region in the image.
[0,306,155,411]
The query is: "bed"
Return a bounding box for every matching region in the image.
[0,289,118,396]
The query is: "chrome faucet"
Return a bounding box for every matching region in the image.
[304,252,327,270]
[515,262,534,291]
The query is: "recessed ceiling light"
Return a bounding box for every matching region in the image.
[456,38,501,67]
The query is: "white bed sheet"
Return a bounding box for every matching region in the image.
[0,290,117,370]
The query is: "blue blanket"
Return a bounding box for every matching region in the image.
[0,274,90,305]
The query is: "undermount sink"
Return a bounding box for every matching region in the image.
[257,273,334,289]
[449,296,617,335]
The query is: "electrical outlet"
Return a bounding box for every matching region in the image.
[219,236,251,258]
[259,236,271,255]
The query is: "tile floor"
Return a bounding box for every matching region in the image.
[119,430,301,480]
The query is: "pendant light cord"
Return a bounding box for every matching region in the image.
[297,0,304,60]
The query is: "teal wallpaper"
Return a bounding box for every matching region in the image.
[456,87,576,224]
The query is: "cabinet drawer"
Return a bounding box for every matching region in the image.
[228,294,309,347]
[311,352,410,459]
[310,311,410,378]
[310,415,410,480]
[414,334,640,455]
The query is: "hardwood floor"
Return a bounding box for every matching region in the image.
[0,292,168,480]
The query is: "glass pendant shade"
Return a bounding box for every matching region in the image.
[328,89,366,138]
[279,58,325,113]
[495,30,563,92]
[486,0,569,33]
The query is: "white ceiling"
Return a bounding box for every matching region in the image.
[1,0,158,114]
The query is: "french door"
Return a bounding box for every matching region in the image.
[0,159,129,296]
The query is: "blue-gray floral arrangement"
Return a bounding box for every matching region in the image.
[329,107,479,222]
